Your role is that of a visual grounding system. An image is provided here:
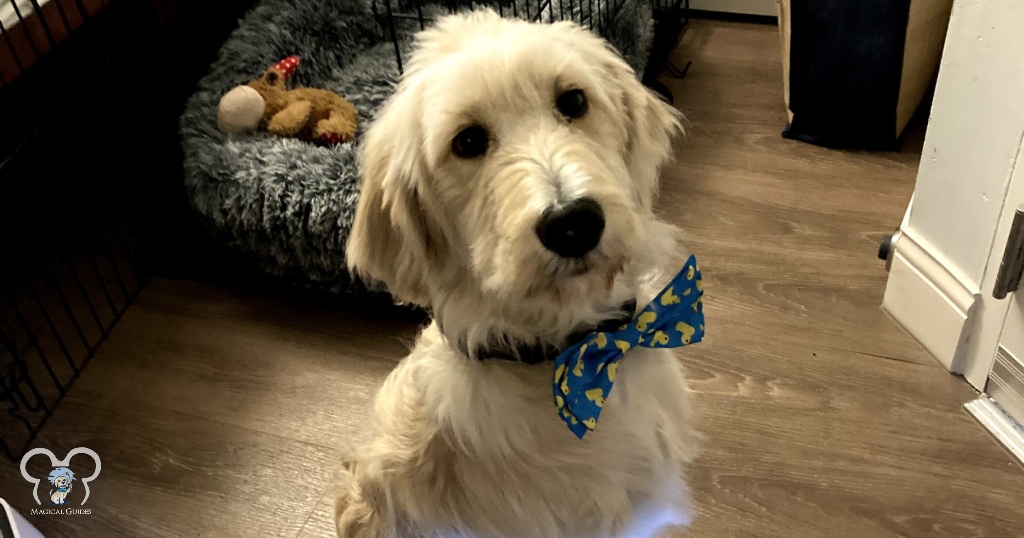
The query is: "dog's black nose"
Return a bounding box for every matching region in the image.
[535,197,605,258]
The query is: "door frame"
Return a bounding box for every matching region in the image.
[880,0,1024,391]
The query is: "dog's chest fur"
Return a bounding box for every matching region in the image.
[363,323,700,538]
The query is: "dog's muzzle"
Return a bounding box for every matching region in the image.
[534,197,605,258]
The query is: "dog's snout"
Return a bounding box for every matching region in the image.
[535,197,605,258]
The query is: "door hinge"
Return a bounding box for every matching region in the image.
[994,209,1024,300]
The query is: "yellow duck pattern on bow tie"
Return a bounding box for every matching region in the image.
[552,254,706,439]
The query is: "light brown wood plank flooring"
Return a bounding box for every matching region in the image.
[2,16,1023,538]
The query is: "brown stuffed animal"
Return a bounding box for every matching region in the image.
[217,55,358,146]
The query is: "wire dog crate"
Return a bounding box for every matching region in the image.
[0,220,144,463]
[0,0,259,463]
[374,0,690,98]
[0,0,142,465]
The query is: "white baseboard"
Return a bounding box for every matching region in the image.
[690,0,777,17]
[882,229,979,373]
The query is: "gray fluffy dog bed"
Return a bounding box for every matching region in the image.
[180,0,654,295]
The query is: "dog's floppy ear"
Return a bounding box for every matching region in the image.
[604,49,685,210]
[346,85,447,307]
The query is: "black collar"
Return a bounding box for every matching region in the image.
[446,299,638,365]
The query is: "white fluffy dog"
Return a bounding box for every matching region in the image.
[337,8,701,538]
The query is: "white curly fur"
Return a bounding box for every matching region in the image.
[338,9,700,537]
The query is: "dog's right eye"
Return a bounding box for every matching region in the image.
[452,125,490,159]
[556,89,588,120]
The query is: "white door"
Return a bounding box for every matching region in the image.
[989,286,1024,419]
[964,144,1024,463]
[983,164,1024,425]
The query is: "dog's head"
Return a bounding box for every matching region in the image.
[48,470,74,489]
[347,9,683,347]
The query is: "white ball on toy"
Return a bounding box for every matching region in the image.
[217,85,265,134]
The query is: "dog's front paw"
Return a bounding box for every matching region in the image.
[334,461,394,538]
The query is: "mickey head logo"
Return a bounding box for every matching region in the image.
[20,447,101,506]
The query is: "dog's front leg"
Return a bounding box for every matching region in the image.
[335,461,397,538]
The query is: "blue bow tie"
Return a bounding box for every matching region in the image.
[552,254,705,439]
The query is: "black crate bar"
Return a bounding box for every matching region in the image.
[374,0,690,87]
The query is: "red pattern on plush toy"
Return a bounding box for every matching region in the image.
[274,55,301,79]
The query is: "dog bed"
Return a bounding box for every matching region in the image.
[180,0,654,295]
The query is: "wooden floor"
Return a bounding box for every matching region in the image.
[3,17,1024,538]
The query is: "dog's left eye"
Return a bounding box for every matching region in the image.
[556,89,588,119]
[452,125,490,159]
